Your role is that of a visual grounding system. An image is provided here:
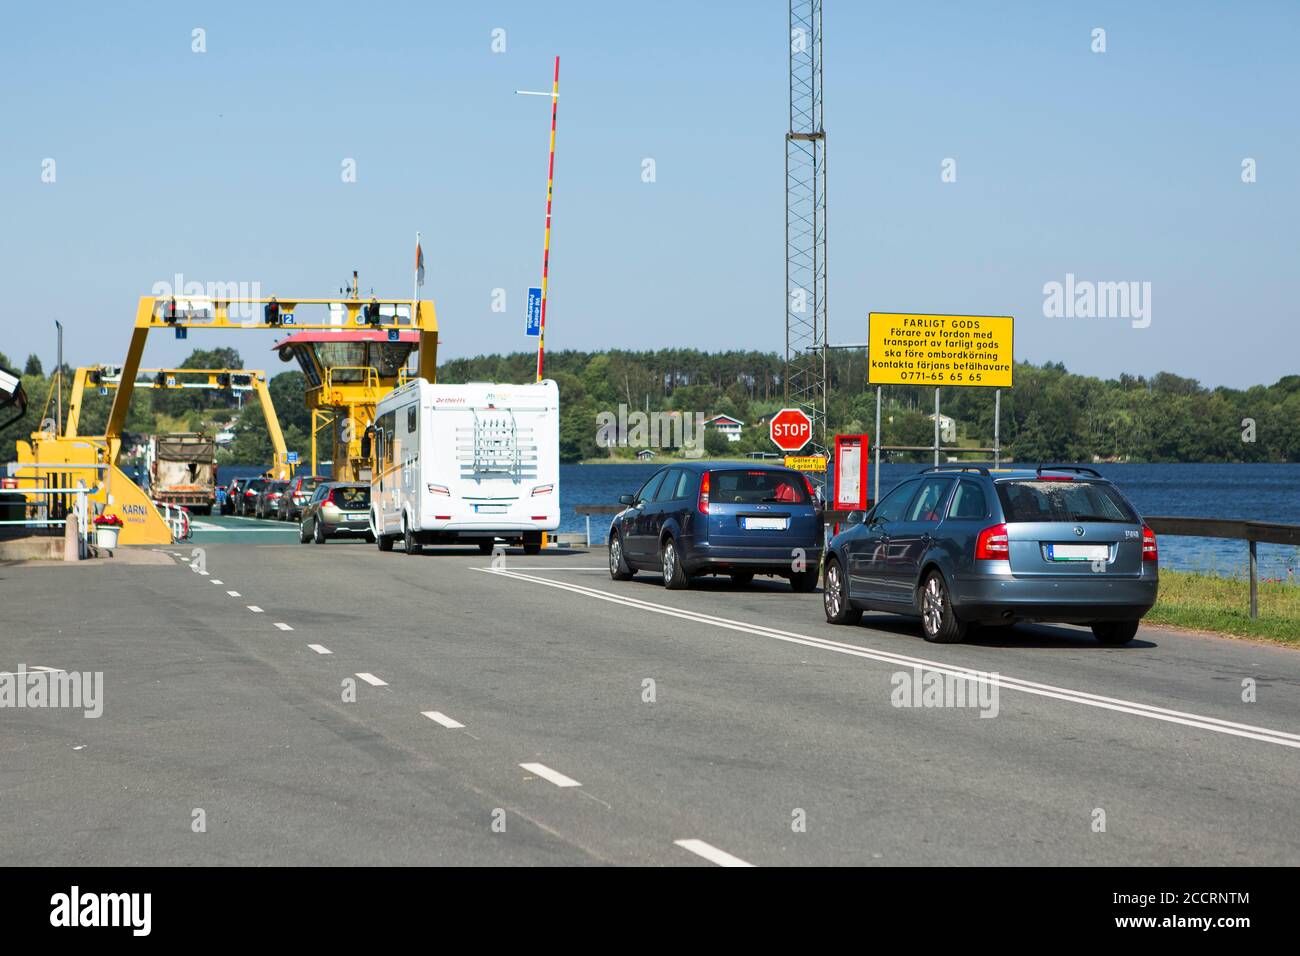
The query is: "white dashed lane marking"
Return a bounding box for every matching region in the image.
[422,711,465,729]
[247,606,264,613]
[226,591,241,597]
[674,839,755,868]
[274,623,293,631]
[307,644,332,655]
[356,672,388,687]
[519,762,581,788]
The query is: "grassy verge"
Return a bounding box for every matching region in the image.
[1146,570,1300,645]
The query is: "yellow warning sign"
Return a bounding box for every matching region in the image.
[868,313,1014,388]
[783,455,827,473]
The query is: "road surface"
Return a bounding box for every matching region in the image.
[3,531,1297,866]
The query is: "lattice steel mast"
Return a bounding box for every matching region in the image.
[785,0,828,464]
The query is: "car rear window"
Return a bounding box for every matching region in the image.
[995,479,1138,523]
[710,469,808,505]
[335,486,370,509]
[298,479,321,494]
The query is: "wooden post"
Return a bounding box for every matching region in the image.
[1249,539,1258,619]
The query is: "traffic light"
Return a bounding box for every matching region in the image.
[264,298,281,326]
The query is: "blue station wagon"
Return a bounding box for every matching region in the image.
[608,461,824,590]
[822,466,1159,645]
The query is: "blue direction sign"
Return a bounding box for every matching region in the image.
[286,452,299,465]
[526,286,542,336]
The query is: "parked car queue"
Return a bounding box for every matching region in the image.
[605,462,1158,647]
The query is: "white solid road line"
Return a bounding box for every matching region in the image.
[356,672,388,687]
[520,762,582,788]
[274,622,293,631]
[226,590,241,597]
[307,644,332,655]
[477,567,1300,751]
[422,710,466,729]
[674,839,756,868]
[247,606,264,613]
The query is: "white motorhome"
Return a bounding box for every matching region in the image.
[368,379,559,554]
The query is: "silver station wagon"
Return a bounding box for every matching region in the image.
[822,466,1158,645]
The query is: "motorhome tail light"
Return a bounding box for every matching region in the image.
[427,484,450,495]
[531,484,554,496]
[531,516,547,521]
[975,522,1009,560]
[697,471,711,514]
[435,515,451,520]
[1142,525,1158,562]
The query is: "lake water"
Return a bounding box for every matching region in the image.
[562,462,1300,581]
[214,461,1300,581]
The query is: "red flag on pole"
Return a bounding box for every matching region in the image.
[415,239,425,288]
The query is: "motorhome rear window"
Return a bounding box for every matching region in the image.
[995,480,1138,523]
[710,470,807,505]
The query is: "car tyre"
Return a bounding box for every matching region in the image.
[789,568,819,592]
[314,520,327,545]
[1092,620,1139,646]
[377,533,394,552]
[523,531,542,556]
[920,570,967,644]
[608,532,634,581]
[823,557,862,625]
[661,537,690,590]
[299,522,311,544]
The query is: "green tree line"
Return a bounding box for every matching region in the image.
[5,348,1297,468]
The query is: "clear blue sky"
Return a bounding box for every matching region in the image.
[2,0,1295,389]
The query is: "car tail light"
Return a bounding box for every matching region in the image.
[531,484,554,496]
[802,475,817,501]
[1142,525,1158,562]
[975,522,1009,560]
[698,471,710,514]
[427,483,449,495]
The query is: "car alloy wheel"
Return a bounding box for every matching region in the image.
[661,538,689,589]
[825,561,843,617]
[823,558,862,625]
[922,575,944,636]
[609,536,621,575]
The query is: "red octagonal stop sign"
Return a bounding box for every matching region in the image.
[769,407,812,452]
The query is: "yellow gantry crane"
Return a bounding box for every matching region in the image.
[65,365,292,473]
[15,293,437,544]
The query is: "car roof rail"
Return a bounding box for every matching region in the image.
[1035,464,1102,478]
[920,465,991,475]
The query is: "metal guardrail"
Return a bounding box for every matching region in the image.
[1145,516,1300,619]
[574,505,1297,620]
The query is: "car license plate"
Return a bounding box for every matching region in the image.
[742,517,789,530]
[1047,543,1109,561]
[475,505,507,514]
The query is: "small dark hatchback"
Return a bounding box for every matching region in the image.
[608,461,824,590]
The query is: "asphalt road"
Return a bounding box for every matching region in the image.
[3,536,1298,866]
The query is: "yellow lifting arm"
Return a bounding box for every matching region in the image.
[105,296,438,450]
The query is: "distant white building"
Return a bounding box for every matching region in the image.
[704,414,745,442]
[635,449,657,461]
[927,413,957,443]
